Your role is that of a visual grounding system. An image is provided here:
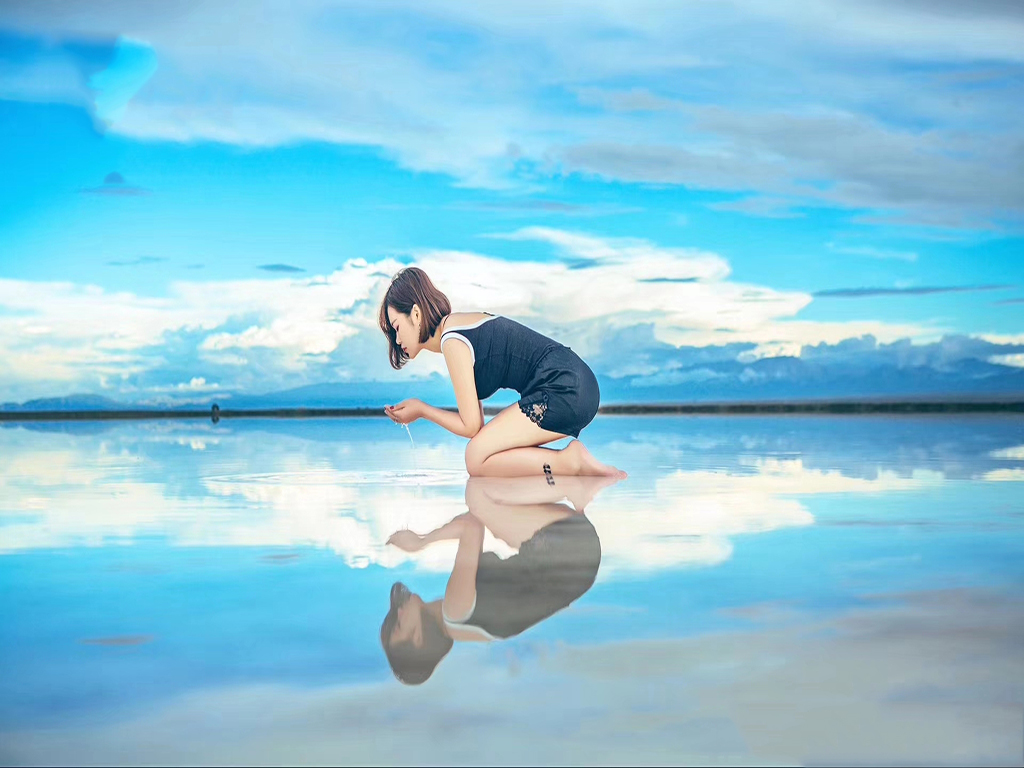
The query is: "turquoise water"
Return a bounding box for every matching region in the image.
[1,415,1022,765]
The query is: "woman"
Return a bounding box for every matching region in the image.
[379,267,626,478]
[380,473,619,685]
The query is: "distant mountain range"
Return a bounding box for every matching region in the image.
[1,394,129,412]
[3,356,1023,412]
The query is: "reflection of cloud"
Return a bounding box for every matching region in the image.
[0,426,514,569]
[200,469,477,570]
[0,421,1009,578]
[0,426,920,576]
[588,459,932,577]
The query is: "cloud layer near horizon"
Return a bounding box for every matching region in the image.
[0,228,1021,404]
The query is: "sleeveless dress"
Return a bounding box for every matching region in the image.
[440,313,601,439]
[442,514,601,639]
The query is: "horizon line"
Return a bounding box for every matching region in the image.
[2,400,1023,423]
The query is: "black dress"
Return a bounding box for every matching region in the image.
[440,313,601,439]
[442,514,602,639]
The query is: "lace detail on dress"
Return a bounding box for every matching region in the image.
[519,392,549,426]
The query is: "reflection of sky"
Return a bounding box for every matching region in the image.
[1,416,1023,760]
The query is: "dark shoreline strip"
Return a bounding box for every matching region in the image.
[1,401,1022,422]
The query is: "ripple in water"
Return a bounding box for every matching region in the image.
[203,468,467,486]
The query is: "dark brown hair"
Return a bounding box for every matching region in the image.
[378,267,452,370]
[380,588,454,685]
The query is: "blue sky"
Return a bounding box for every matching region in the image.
[0,1,1023,403]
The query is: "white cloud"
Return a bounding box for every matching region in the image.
[456,228,935,357]
[2,0,1022,225]
[981,468,1024,482]
[989,444,1024,460]
[0,259,399,399]
[988,353,1024,368]
[0,230,951,399]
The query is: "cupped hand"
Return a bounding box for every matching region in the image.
[387,530,425,552]
[384,398,423,426]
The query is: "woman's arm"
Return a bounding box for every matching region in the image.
[443,515,485,622]
[427,338,482,438]
[387,512,473,551]
[421,512,472,544]
[420,403,477,438]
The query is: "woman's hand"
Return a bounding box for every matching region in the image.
[384,398,423,425]
[387,530,425,552]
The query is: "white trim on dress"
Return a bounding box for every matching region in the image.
[442,593,499,640]
[439,314,499,364]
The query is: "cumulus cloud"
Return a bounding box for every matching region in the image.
[0,257,397,401]
[1,228,994,401]
[1,1,1022,227]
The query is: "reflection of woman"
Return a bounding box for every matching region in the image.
[380,474,620,685]
[379,266,626,479]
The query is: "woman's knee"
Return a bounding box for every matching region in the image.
[465,439,487,476]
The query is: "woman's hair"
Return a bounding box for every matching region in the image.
[378,267,451,369]
[380,594,454,685]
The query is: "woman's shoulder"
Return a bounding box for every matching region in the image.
[442,312,499,332]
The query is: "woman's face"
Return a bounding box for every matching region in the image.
[387,305,418,359]
[389,585,425,648]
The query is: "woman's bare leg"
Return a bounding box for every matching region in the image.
[465,402,626,478]
[473,440,626,478]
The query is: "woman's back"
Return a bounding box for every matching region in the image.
[441,313,569,399]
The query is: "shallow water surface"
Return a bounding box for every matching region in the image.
[1,415,1022,765]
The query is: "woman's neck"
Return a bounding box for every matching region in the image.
[424,599,448,636]
[425,313,452,354]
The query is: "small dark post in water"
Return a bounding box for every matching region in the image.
[211,403,220,424]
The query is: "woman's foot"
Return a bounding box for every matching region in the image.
[564,473,626,512]
[568,440,627,478]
